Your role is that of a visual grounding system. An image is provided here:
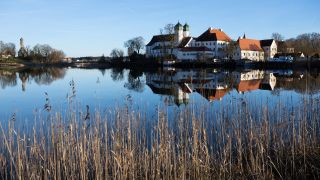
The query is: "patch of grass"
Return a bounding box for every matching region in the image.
[0,96,319,179]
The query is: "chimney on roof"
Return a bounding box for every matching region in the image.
[219,29,223,32]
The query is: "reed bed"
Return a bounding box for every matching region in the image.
[0,95,320,179]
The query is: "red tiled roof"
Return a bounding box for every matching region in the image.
[237,80,262,92]
[180,47,211,52]
[196,29,232,42]
[196,89,228,101]
[146,34,175,46]
[238,39,263,51]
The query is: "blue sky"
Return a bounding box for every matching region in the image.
[0,0,319,57]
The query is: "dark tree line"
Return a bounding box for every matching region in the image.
[286,33,320,56]
[273,32,320,57]
[1,39,66,63]
[26,44,66,63]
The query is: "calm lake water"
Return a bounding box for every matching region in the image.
[0,67,319,125]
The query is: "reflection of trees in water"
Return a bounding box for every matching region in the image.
[18,68,66,85]
[109,68,145,92]
[0,71,17,89]
[110,68,124,81]
[124,69,145,92]
[99,69,106,76]
[32,68,66,85]
[124,76,145,92]
[0,68,66,91]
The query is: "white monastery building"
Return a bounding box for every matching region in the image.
[233,35,265,61]
[146,22,232,61]
[146,23,279,62]
[260,39,278,60]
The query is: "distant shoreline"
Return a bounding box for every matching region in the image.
[1,58,320,70]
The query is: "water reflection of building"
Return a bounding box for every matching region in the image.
[259,73,277,91]
[233,70,264,93]
[196,88,228,102]
[146,70,230,105]
[232,70,277,93]
[19,72,29,92]
[146,69,278,106]
[146,73,191,106]
[192,72,229,102]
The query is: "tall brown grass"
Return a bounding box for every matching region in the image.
[0,95,320,179]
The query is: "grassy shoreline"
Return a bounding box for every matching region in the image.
[0,96,319,179]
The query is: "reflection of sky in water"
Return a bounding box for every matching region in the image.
[0,68,318,127]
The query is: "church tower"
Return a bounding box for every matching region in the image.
[174,22,183,45]
[183,23,190,37]
[18,37,28,58]
[20,38,25,48]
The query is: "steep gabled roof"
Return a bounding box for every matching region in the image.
[146,34,175,46]
[260,39,275,47]
[178,37,193,48]
[147,83,173,95]
[196,29,231,42]
[178,83,192,93]
[259,84,273,91]
[238,39,263,51]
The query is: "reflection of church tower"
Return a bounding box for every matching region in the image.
[18,37,28,58]
[174,83,191,106]
[19,73,28,92]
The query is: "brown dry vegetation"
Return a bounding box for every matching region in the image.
[0,96,320,179]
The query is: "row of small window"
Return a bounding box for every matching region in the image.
[266,47,277,51]
[243,53,261,57]
[242,74,261,78]
[183,53,214,56]
[192,42,226,47]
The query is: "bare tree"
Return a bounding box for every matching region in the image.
[163,24,175,34]
[32,44,53,57]
[48,50,65,62]
[0,42,16,57]
[223,40,237,59]
[30,44,65,63]
[271,33,284,41]
[30,44,53,62]
[124,37,145,55]
[0,41,4,55]
[110,48,124,60]
[285,32,320,56]
[159,23,175,59]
